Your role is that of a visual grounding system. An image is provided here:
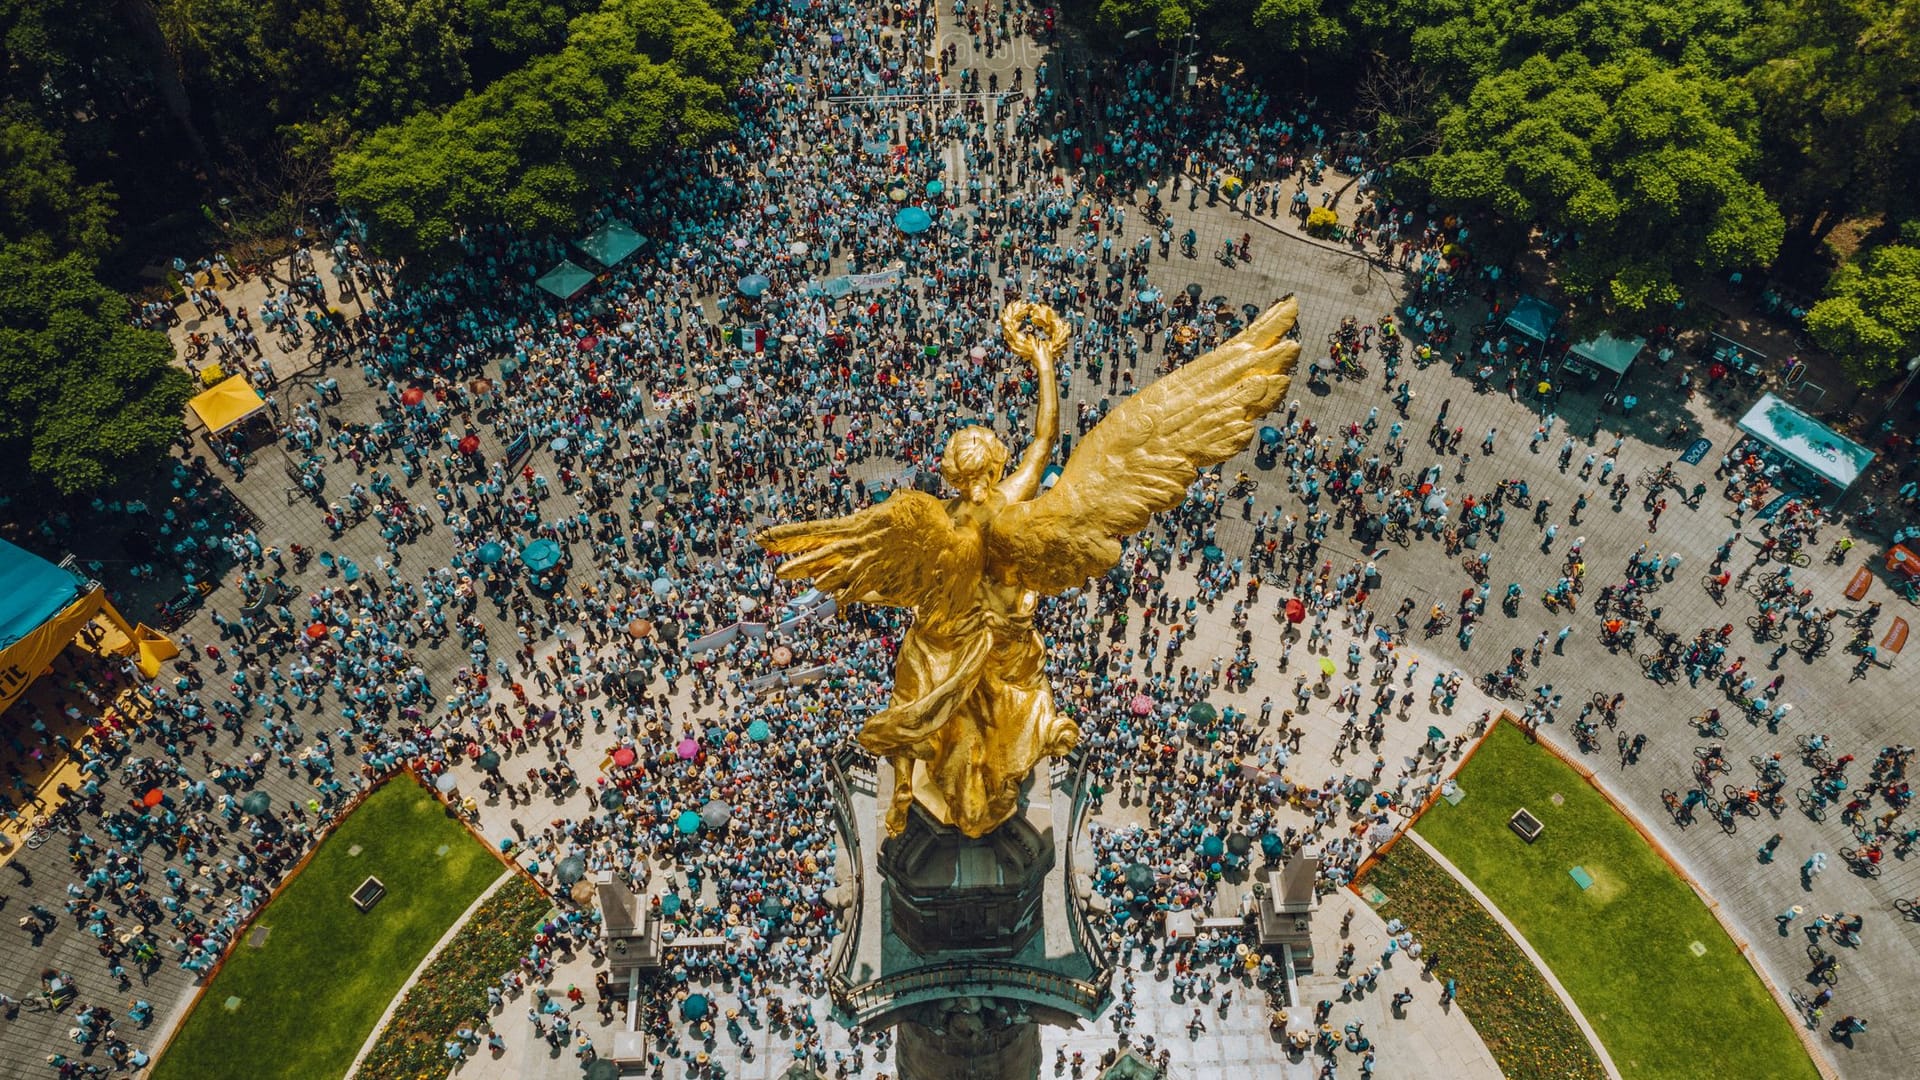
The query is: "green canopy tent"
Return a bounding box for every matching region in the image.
[1502,295,1560,344]
[535,260,597,300]
[575,220,646,268]
[1565,333,1644,388]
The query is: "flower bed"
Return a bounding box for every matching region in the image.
[358,874,551,1079]
[1361,843,1606,1080]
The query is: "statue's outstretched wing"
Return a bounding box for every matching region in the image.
[988,298,1301,595]
[758,490,978,617]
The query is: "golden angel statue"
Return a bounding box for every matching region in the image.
[759,298,1300,838]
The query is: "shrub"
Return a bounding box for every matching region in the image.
[358,875,551,1079]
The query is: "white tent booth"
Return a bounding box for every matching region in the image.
[1734,393,1876,496]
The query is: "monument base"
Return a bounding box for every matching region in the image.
[825,753,1111,1080]
[897,1000,1041,1080]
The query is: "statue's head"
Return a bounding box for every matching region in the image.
[942,426,1008,503]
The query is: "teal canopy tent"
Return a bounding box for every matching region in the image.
[575,220,645,268]
[1502,294,1560,343]
[0,538,83,650]
[1566,334,1644,385]
[535,260,597,300]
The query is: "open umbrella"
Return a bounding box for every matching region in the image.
[1227,833,1253,856]
[894,206,933,234]
[759,896,786,920]
[585,1060,620,1080]
[1427,726,1446,742]
[700,799,731,828]
[1259,426,1282,446]
[676,810,702,834]
[771,645,793,667]
[1138,288,1161,303]
[400,387,425,406]
[476,750,501,771]
[1285,599,1306,624]
[676,738,699,760]
[660,893,682,914]
[1202,835,1225,857]
[142,789,164,808]
[1186,282,1204,298]
[1129,693,1153,717]
[458,434,481,455]
[736,274,771,297]
[1260,832,1285,858]
[550,436,570,453]
[926,179,945,195]
[305,623,328,640]
[680,993,711,1021]
[1124,863,1154,892]
[435,772,458,793]
[555,855,587,885]
[476,541,505,565]
[1186,702,1218,725]
[652,577,674,597]
[1317,657,1336,676]
[747,719,771,743]
[599,787,623,810]
[1202,545,1222,561]
[628,619,653,639]
[612,747,637,768]
[241,791,271,816]
[521,539,562,572]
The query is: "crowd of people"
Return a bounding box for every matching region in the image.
[5,0,1916,1077]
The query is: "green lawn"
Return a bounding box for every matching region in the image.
[153,779,507,1080]
[1417,722,1817,1080]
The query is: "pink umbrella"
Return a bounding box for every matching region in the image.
[612,747,637,768]
[675,738,699,760]
[1129,693,1153,717]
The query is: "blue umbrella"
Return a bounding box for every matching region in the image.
[652,577,673,596]
[675,810,701,834]
[747,719,771,742]
[521,539,562,572]
[550,436,569,452]
[823,276,855,299]
[894,206,933,234]
[1259,426,1282,446]
[680,993,710,1021]
[1202,835,1225,858]
[1138,288,1161,303]
[660,893,682,914]
[736,274,771,298]
[925,179,945,195]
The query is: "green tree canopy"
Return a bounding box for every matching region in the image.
[1419,51,1782,317]
[1740,0,1920,256]
[334,0,748,263]
[1804,241,1920,386]
[0,109,115,261]
[0,249,193,496]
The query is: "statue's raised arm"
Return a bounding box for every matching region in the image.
[995,301,1071,504]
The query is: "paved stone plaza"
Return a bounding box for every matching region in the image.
[0,5,1914,1080]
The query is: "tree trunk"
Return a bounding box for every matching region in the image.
[116,0,211,167]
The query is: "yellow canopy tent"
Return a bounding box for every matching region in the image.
[187,374,267,434]
[0,539,142,717]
